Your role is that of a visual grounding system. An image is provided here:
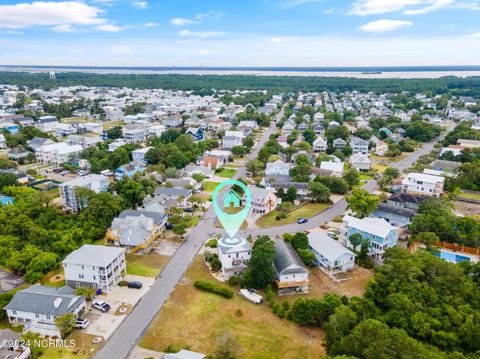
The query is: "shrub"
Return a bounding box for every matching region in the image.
[194,280,233,299]
[276,306,286,318]
[207,239,218,248]
[228,275,241,286]
[281,300,290,311]
[118,280,128,287]
[272,303,280,314]
[210,256,222,272]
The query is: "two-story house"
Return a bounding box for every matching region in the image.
[341,215,399,263]
[59,174,109,212]
[217,236,252,279]
[307,229,356,279]
[274,240,309,295]
[131,147,153,165]
[62,244,126,292]
[247,186,278,215]
[349,137,369,154]
[372,202,415,228]
[401,172,445,197]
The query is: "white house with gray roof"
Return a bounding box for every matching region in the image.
[62,244,126,292]
[274,240,309,295]
[217,236,252,279]
[4,285,86,336]
[307,229,355,279]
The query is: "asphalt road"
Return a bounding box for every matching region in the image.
[96,120,452,359]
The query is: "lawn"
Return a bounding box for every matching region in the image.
[102,120,126,130]
[359,174,374,181]
[126,252,170,277]
[373,163,388,173]
[202,181,220,193]
[215,168,236,178]
[256,203,330,228]
[41,267,66,288]
[38,332,105,359]
[457,191,480,200]
[140,257,325,359]
[370,153,409,163]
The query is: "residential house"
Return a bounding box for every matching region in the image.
[457,139,480,148]
[183,164,214,178]
[349,137,369,154]
[124,127,147,144]
[185,127,204,141]
[401,172,444,197]
[313,137,327,152]
[265,160,291,176]
[154,187,192,209]
[266,182,309,199]
[247,186,278,215]
[62,245,126,292]
[238,120,257,132]
[80,122,103,133]
[350,153,372,172]
[333,138,346,151]
[107,210,168,250]
[4,285,86,337]
[26,137,55,151]
[35,142,83,166]
[319,161,344,177]
[281,122,295,136]
[373,202,415,228]
[35,116,59,132]
[274,240,310,295]
[108,138,126,152]
[341,215,399,263]
[131,147,152,165]
[67,135,102,148]
[148,124,166,137]
[59,174,109,212]
[217,235,252,279]
[7,147,30,161]
[0,134,6,149]
[163,117,182,128]
[114,162,145,180]
[222,135,242,149]
[307,229,356,278]
[375,141,389,156]
[387,192,428,212]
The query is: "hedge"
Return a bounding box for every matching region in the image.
[193,280,233,299]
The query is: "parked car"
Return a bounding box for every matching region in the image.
[92,299,111,312]
[327,229,338,239]
[75,317,90,329]
[127,281,142,289]
[297,217,308,224]
[239,288,264,304]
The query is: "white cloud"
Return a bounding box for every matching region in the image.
[51,24,78,32]
[269,36,287,43]
[359,19,413,33]
[279,0,324,9]
[0,1,106,29]
[195,11,224,20]
[195,49,219,55]
[178,30,225,38]
[144,22,158,27]
[350,0,458,15]
[133,1,148,10]
[170,18,197,26]
[95,24,124,32]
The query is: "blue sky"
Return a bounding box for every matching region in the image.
[0,0,479,66]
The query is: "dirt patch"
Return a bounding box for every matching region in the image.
[453,200,480,217]
[50,274,65,283]
[309,267,373,298]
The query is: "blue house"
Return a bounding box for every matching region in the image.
[342,215,398,263]
[185,127,204,141]
[114,163,145,180]
[0,195,15,206]
[223,190,241,208]
[379,127,393,136]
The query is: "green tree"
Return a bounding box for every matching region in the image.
[415,232,440,249]
[285,186,298,202]
[55,313,77,339]
[308,182,331,203]
[106,126,123,140]
[346,189,380,218]
[343,169,360,189]
[0,173,18,192]
[246,159,264,176]
[244,236,276,289]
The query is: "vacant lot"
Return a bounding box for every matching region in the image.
[256,203,330,228]
[126,252,170,277]
[215,168,236,178]
[202,181,220,193]
[140,257,325,359]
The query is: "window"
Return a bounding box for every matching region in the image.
[79,274,84,279]
[46,314,51,320]
[35,313,39,318]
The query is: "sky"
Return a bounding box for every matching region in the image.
[0,0,480,67]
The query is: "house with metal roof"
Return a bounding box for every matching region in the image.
[372,202,415,228]
[4,285,86,336]
[307,229,356,279]
[62,245,126,292]
[273,240,309,295]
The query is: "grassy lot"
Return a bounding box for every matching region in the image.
[202,181,220,193]
[140,257,325,359]
[41,267,66,288]
[102,120,126,130]
[457,191,480,200]
[38,332,105,359]
[44,188,60,202]
[373,163,388,173]
[371,153,408,163]
[126,252,170,277]
[256,203,330,228]
[215,168,236,178]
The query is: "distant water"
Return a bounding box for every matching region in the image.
[1,65,480,78]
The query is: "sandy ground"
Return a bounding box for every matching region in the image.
[453,201,480,217]
[309,266,374,298]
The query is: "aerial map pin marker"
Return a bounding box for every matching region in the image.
[212,179,251,239]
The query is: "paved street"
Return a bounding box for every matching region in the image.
[96,120,451,359]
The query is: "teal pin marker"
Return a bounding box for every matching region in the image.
[212,179,251,239]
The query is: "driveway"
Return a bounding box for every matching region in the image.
[0,270,25,293]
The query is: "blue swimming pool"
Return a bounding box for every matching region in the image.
[433,249,472,263]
